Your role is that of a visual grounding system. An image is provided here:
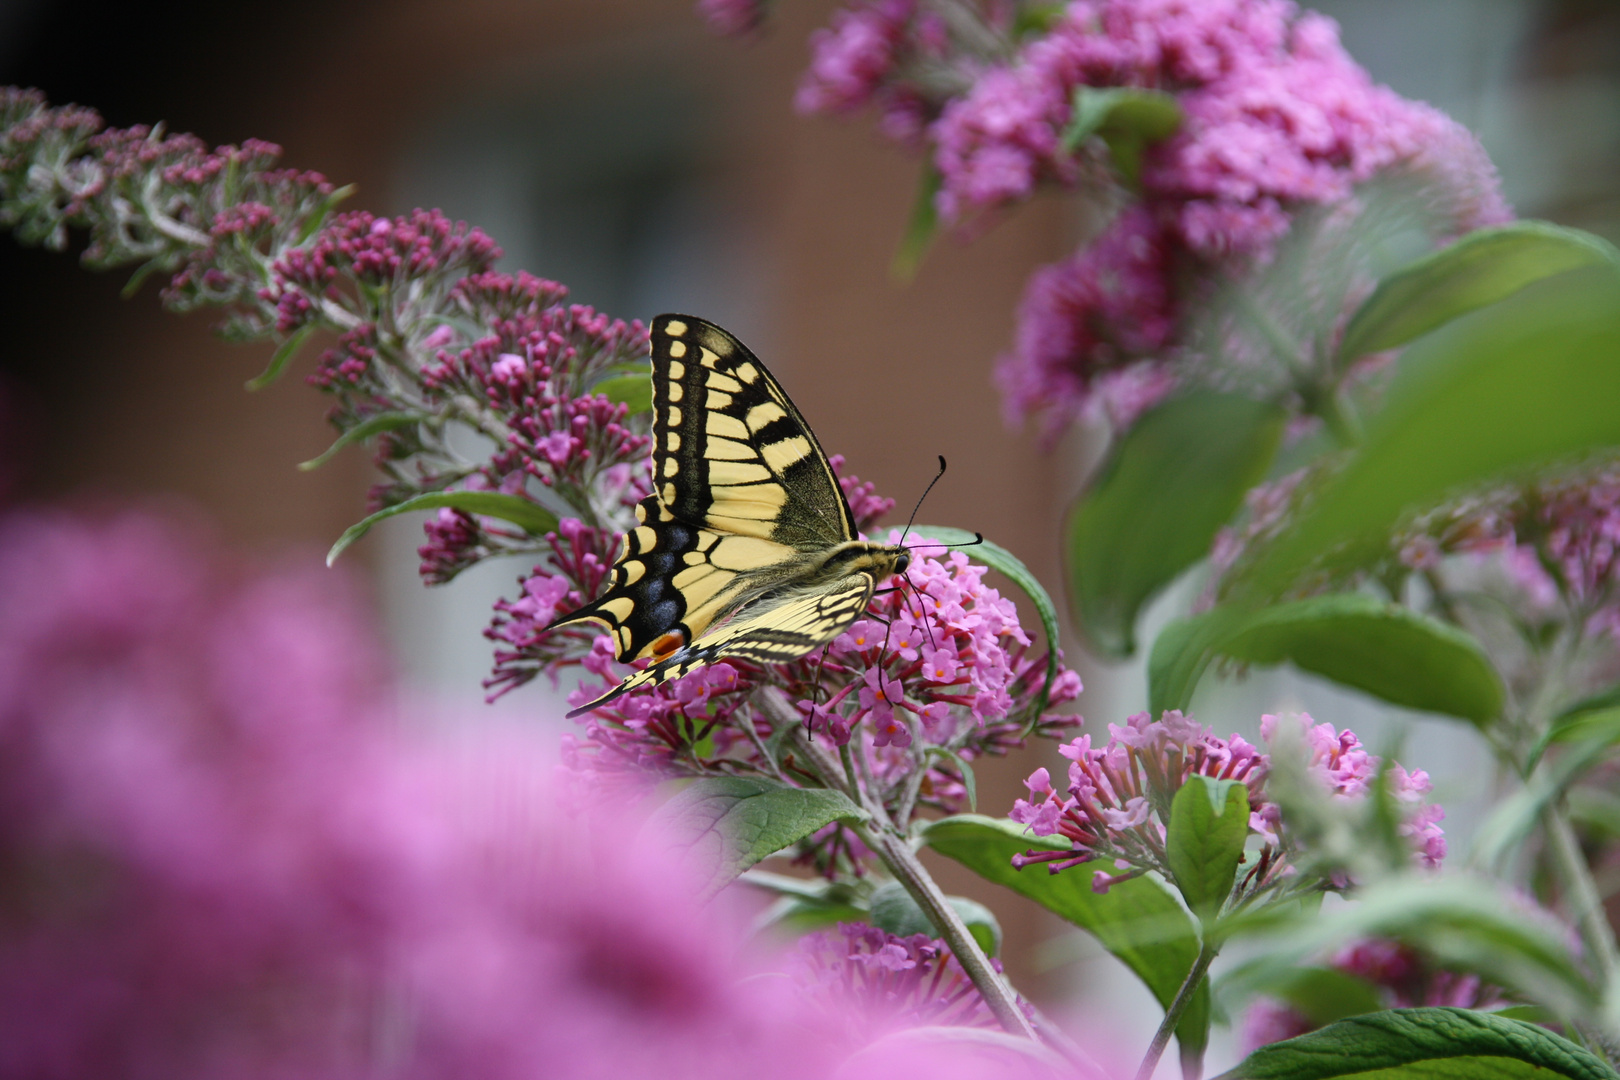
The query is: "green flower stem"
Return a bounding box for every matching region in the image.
[1135,940,1217,1080]
[1543,800,1620,994]
[756,688,1038,1043]
[851,819,1042,1042]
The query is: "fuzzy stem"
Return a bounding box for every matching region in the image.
[1135,940,1216,1080]
[1543,801,1620,993]
[852,819,1041,1042]
[755,685,1038,1043]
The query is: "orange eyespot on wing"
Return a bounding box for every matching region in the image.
[647,630,687,662]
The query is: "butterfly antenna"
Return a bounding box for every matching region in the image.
[902,532,985,552]
[897,455,948,548]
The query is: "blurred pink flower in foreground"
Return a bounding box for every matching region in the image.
[0,506,1086,1079]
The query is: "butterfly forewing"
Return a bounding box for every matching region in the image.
[651,316,856,550]
[550,314,897,714]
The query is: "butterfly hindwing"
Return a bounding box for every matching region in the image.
[652,316,857,550]
[565,571,877,717]
[553,495,800,664]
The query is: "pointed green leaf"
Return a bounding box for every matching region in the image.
[652,777,868,900]
[592,372,653,414]
[1061,87,1182,187]
[1218,875,1598,1022]
[1155,594,1505,723]
[1338,221,1620,364]
[916,526,1061,714]
[1216,1007,1617,1080]
[892,163,943,282]
[326,491,558,566]
[246,322,318,391]
[1222,965,1384,1028]
[1067,393,1287,657]
[1242,266,1620,603]
[298,412,425,471]
[869,881,1003,956]
[920,813,1209,1056]
[1148,609,1231,716]
[295,183,357,244]
[1166,776,1250,925]
[1531,682,1620,768]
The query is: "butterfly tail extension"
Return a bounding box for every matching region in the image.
[562,643,723,719]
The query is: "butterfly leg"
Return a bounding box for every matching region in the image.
[901,571,939,652]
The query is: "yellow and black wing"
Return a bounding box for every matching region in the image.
[547,314,862,673]
[551,494,799,667]
[650,315,856,550]
[565,571,877,717]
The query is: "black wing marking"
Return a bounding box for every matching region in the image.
[546,495,798,663]
[565,571,877,718]
[650,314,858,550]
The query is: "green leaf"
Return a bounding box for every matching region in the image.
[298,412,425,471]
[592,372,653,415]
[1060,86,1182,187]
[752,894,868,935]
[1166,776,1250,925]
[1531,682,1620,768]
[1241,266,1620,602]
[1566,786,1620,841]
[868,881,1003,956]
[1154,594,1505,723]
[1225,966,1385,1028]
[246,322,318,391]
[892,163,943,281]
[1338,221,1620,364]
[921,814,1210,1056]
[295,182,357,244]
[1066,394,1287,658]
[653,777,868,900]
[326,491,559,566]
[1147,610,1231,716]
[1471,739,1613,872]
[913,526,1063,714]
[1215,1007,1618,1080]
[1218,875,1598,1023]
[740,871,867,936]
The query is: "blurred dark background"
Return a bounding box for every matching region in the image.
[2,0,1617,1016]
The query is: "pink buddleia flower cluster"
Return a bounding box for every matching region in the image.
[993,206,1178,439]
[1212,463,1620,693]
[1241,939,1510,1051]
[1008,710,1442,900]
[0,88,655,689]
[1406,466,1620,637]
[1009,709,1271,893]
[556,516,1082,829]
[790,923,1027,1039]
[800,532,1081,746]
[724,3,1509,437]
